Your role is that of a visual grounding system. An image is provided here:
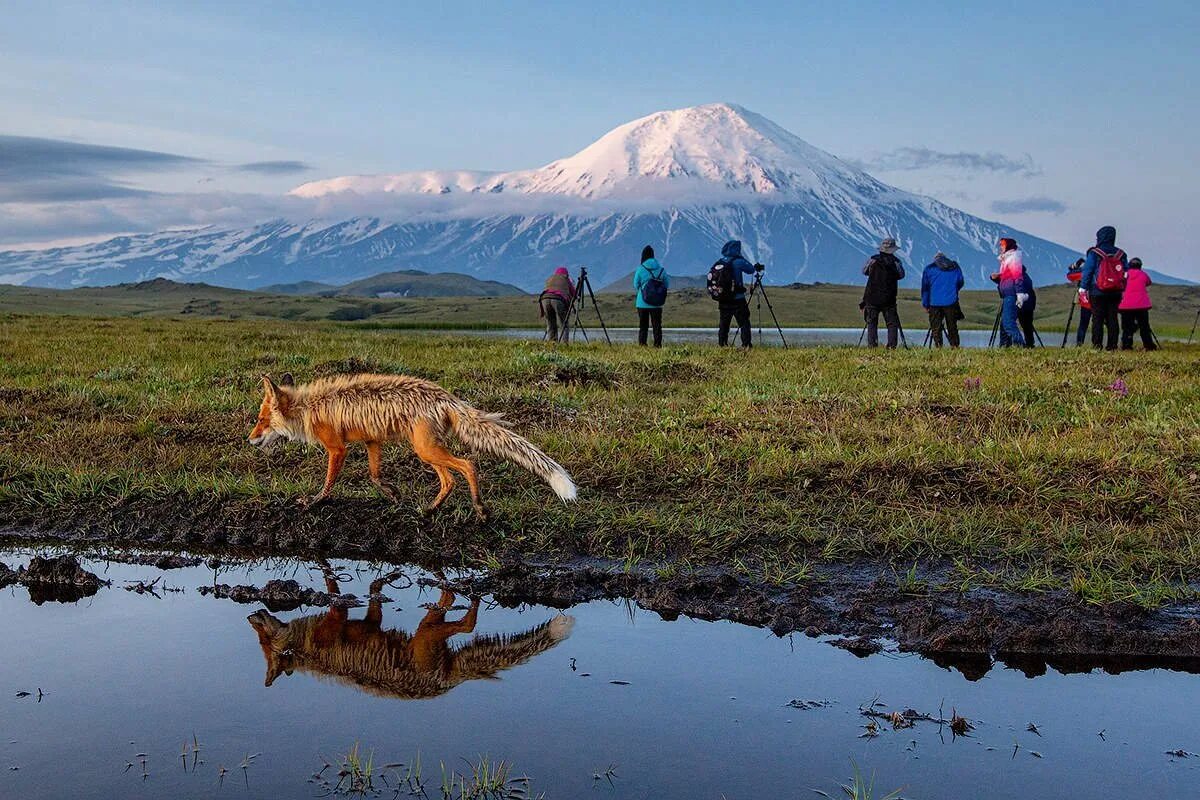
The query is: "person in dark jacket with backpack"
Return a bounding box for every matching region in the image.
[860,237,906,348]
[1016,265,1038,348]
[712,240,757,348]
[920,252,964,348]
[1080,225,1127,351]
[633,244,670,347]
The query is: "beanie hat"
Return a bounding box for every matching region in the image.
[1129,257,1143,269]
[641,245,655,263]
[554,267,569,276]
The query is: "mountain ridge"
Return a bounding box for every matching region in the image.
[0,103,1188,290]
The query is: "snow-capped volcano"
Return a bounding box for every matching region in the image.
[1,103,1124,291]
[292,103,873,202]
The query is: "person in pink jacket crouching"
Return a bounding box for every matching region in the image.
[1118,258,1157,351]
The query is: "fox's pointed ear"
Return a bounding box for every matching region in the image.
[280,372,295,387]
[262,374,279,399]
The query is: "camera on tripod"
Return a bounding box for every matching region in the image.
[753,262,765,273]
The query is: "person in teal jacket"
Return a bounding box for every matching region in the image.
[633,244,669,347]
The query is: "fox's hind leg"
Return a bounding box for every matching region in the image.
[411,418,487,521]
[365,441,399,503]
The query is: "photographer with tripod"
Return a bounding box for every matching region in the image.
[707,240,758,348]
[859,237,906,349]
[538,266,576,344]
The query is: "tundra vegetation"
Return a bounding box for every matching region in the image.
[1,314,1198,606]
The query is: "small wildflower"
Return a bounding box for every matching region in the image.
[1107,378,1128,397]
[964,376,982,391]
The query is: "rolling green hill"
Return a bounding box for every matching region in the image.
[260,269,526,298]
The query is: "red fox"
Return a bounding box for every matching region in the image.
[247,568,574,698]
[248,372,577,518]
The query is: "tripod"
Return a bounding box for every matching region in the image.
[567,267,612,345]
[1189,309,1200,345]
[745,270,788,348]
[1060,292,1078,348]
[857,309,909,349]
[923,319,949,348]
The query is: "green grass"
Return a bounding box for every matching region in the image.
[5,278,1200,336]
[2,315,1199,605]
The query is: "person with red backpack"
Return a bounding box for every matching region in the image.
[1080,225,1127,350]
[1119,257,1157,350]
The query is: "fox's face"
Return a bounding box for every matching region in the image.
[247,610,295,687]
[248,373,295,447]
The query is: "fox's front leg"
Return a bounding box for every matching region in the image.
[298,444,346,509]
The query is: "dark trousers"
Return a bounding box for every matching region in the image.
[927,305,960,348]
[1120,309,1156,350]
[864,304,900,348]
[718,299,752,347]
[1018,298,1037,348]
[1076,307,1092,346]
[638,307,663,347]
[1089,292,1122,351]
[540,297,570,343]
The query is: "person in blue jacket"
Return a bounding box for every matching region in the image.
[1079,225,1127,351]
[920,252,965,348]
[716,240,757,348]
[633,245,670,347]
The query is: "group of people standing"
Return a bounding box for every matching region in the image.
[859,226,1156,351]
[539,226,1159,351]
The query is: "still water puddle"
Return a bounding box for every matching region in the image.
[1,549,1198,799]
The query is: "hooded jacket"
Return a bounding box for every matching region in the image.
[861,251,906,308]
[633,257,670,309]
[719,240,756,301]
[1119,265,1153,310]
[1081,226,1127,294]
[542,267,576,304]
[920,254,964,308]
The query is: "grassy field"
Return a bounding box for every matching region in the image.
[5,278,1200,335]
[2,315,1199,605]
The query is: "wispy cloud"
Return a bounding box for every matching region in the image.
[991,196,1068,215]
[0,135,202,202]
[234,160,312,175]
[858,146,1041,177]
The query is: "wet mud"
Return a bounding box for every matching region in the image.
[3,501,1200,678]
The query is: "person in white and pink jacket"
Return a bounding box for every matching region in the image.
[989,237,1026,347]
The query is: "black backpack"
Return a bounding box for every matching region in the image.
[640,265,668,306]
[706,259,737,302]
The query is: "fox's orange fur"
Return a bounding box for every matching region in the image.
[248,372,577,517]
[247,575,574,699]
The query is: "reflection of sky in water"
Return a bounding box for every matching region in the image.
[1,553,1197,799]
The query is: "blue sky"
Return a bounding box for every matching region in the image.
[2,0,1197,274]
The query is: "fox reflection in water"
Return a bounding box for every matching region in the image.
[247,568,574,699]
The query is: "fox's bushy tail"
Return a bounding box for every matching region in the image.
[446,406,577,502]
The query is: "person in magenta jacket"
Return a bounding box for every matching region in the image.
[1118,258,1156,350]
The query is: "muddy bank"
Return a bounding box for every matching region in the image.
[432,563,1200,680]
[3,505,1200,677]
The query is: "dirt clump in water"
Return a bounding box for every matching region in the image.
[196,578,368,611]
[10,555,109,604]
